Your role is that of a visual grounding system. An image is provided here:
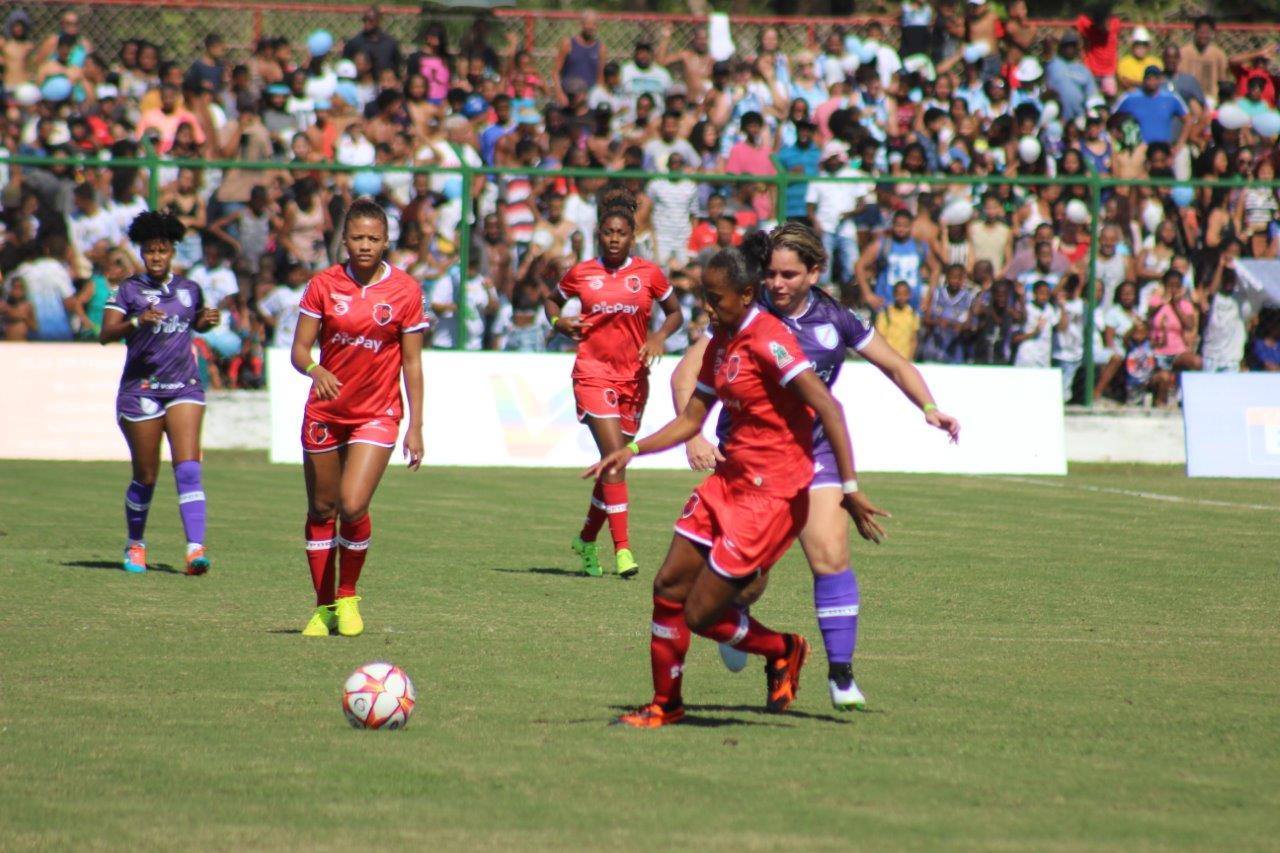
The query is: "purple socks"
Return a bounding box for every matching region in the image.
[173,460,206,547]
[813,569,859,666]
[124,480,154,542]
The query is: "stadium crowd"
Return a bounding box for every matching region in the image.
[2,4,1279,403]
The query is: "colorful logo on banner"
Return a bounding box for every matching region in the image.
[1245,407,1280,465]
[489,374,577,457]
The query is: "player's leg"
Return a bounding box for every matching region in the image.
[799,487,866,710]
[118,415,166,572]
[331,441,395,637]
[717,571,770,673]
[617,534,705,728]
[588,414,637,574]
[609,378,647,577]
[302,448,342,636]
[162,401,210,575]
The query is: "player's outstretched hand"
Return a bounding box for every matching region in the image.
[926,408,961,444]
[639,332,666,367]
[138,307,166,326]
[197,307,221,330]
[554,316,585,341]
[309,365,343,401]
[403,427,423,472]
[684,435,724,471]
[583,446,634,480]
[843,491,890,544]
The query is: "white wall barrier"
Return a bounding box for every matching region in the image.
[268,349,1067,474]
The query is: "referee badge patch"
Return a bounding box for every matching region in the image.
[769,341,794,368]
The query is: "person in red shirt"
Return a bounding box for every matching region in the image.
[290,198,429,638]
[587,234,887,729]
[545,187,683,579]
[1075,5,1121,96]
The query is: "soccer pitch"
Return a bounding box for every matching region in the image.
[1,454,1277,849]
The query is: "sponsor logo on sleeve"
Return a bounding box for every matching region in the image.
[769,341,794,369]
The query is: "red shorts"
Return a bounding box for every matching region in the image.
[573,376,648,436]
[302,410,400,454]
[673,473,808,580]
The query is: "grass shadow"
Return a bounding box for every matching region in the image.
[683,703,854,725]
[606,705,792,728]
[266,628,303,635]
[491,566,598,578]
[61,560,184,575]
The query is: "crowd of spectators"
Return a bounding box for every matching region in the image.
[2,4,1279,403]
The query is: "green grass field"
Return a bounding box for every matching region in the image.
[1,454,1277,849]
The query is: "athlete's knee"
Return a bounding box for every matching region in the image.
[733,573,768,607]
[804,537,849,576]
[337,500,369,523]
[683,603,716,634]
[309,496,339,519]
[130,464,159,487]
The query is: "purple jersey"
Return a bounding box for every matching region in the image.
[714,290,873,459]
[105,274,205,398]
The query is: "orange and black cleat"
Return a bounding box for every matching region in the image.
[614,703,685,729]
[765,634,810,713]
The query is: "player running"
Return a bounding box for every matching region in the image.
[587,235,888,729]
[546,187,683,578]
[672,222,961,710]
[100,211,221,575]
[291,198,429,637]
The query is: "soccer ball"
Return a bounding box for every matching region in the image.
[342,662,416,730]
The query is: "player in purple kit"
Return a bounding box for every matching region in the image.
[673,222,961,710]
[100,211,220,575]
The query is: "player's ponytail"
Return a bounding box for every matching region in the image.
[707,230,770,298]
[597,185,637,231]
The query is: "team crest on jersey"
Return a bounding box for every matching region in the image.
[603,388,619,408]
[587,276,605,291]
[624,275,642,294]
[725,354,741,382]
[145,294,160,306]
[372,303,393,326]
[307,421,330,446]
[176,289,192,308]
[680,493,700,519]
[814,323,838,350]
[332,294,352,315]
[769,341,794,368]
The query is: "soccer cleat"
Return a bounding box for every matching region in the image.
[615,702,685,729]
[334,595,364,637]
[185,546,210,576]
[828,663,867,711]
[571,537,602,577]
[122,543,147,574]
[718,642,749,673]
[765,634,810,713]
[302,605,336,637]
[615,548,639,578]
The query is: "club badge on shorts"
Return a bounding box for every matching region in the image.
[603,387,619,408]
[307,421,331,446]
[681,493,700,518]
[372,303,394,326]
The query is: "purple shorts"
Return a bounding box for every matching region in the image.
[810,439,841,490]
[117,388,206,422]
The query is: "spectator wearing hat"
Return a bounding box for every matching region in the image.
[1045,30,1099,123]
[344,6,402,76]
[807,141,868,290]
[1115,65,1188,147]
[1117,27,1161,93]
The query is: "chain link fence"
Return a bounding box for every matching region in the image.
[22,1,1280,82]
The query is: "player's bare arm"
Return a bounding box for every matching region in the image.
[292,313,341,401]
[584,391,713,480]
[400,328,424,471]
[670,337,723,471]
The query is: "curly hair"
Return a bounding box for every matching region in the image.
[706,229,771,297]
[126,210,185,245]
[344,197,389,235]
[597,185,638,230]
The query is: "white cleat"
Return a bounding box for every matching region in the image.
[718,642,749,673]
[829,669,867,711]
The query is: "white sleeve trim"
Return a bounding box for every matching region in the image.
[556,284,571,301]
[694,381,715,396]
[299,308,322,319]
[103,304,127,314]
[403,322,430,333]
[853,326,875,352]
[656,285,673,302]
[780,360,813,385]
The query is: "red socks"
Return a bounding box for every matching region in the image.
[601,481,630,551]
[700,607,788,659]
[650,596,691,708]
[305,516,337,606]
[337,514,372,599]
[579,481,608,543]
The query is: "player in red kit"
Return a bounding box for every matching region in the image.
[290,199,429,637]
[546,188,683,578]
[586,235,888,728]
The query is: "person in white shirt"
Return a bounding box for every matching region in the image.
[647,152,699,268]
[1013,279,1062,368]
[68,183,124,263]
[187,240,242,362]
[1052,274,1086,401]
[620,41,672,112]
[1196,251,1263,372]
[257,260,309,348]
[430,260,498,351]
[806,141,870,290]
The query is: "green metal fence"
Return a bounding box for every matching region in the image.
[10,150,1277,405]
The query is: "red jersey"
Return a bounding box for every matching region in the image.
[557,256,671,382]
[695,307,816,497]
[299,262,429,423]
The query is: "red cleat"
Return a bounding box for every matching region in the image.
[765,634,810,713]
[615,703,685,729]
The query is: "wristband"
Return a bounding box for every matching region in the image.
[129,316,140,329]
[550,314,560,327]
[923,403,938,414]
[304,361,318,375]
[626,440,640,455]
[841,479,859,495]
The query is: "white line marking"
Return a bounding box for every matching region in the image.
[995,476,1280,513]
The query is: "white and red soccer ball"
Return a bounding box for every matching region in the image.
[342,662,416,730]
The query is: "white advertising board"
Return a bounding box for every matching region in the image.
[1182,372,1280,478]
